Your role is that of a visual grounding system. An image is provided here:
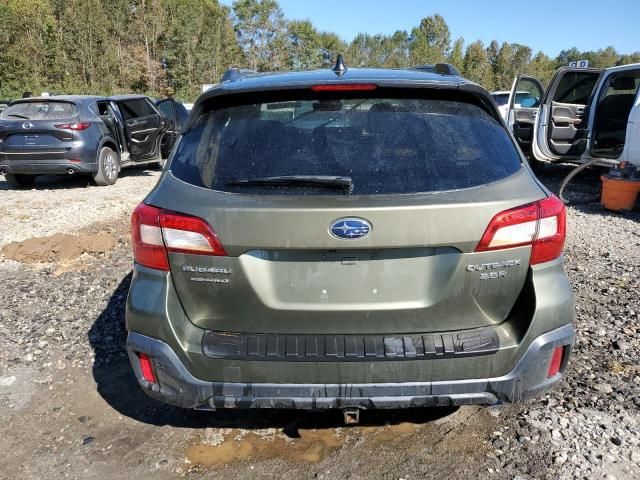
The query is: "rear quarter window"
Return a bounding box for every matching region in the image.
[1,101,77,120]
[170,94,522,195]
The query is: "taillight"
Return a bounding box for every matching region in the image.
[475,195,566,265]
[310,84,377,92]
[54,122,91,131]
[131,203,227,271]
[136,352,156,384]
[547,346,565,378]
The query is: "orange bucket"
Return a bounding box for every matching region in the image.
[601,175,640,211]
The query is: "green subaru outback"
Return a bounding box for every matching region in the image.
[125,60,575,416]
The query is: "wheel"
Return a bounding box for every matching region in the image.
[5,173,37,188]
[92,146,119,186]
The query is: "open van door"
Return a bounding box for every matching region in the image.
[506,75,544,152]
[532,67,601,162]
[587,64,640,165]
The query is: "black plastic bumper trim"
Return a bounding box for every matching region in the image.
[201,328,500,362]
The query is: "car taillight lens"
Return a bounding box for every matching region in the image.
[131,203,227,271]
[136,352,157,384]
[475,195,566,265]
[547,346,565,378]
[54,122,91,131]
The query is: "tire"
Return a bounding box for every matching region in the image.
[5,173,37,188]
[92,146,119,186]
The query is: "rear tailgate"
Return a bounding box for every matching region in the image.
[0,101,79,160]
[143,88,549,335]
[149,169,545,334]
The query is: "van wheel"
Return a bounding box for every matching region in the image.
[5,173,37,188]
[93,146,119,186]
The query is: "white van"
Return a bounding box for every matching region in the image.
[505,64,640,166]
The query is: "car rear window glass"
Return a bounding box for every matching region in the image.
[0,101,77,120]
[492,94,508,106]
[170,95,521,195]
[119,99,156,120]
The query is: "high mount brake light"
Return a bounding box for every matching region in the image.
[310,84,378,92]
[131,204,227,271]
[475,195,566,265]
[54,122,91,131]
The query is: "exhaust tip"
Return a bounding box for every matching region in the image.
[0,168,7,176]
[66,168,75,175]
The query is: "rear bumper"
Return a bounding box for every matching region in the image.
[0,153,96,175]
[126,323,574,410]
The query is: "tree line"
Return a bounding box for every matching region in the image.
[1,0,638,101]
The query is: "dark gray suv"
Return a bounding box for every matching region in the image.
[0,95,181,187]
[125,62,575,418]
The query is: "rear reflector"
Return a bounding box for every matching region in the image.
[311,83,377,92]
[136,352,156,384]
[547,346,565,378]
[475,195,566,265]
[131,203,227,271]
[54,122,91,131]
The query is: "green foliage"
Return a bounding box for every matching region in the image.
[463,40,494,90]
[448,37,465,71]
[0,2,638,100]
[232,0,287,71]
[409,14,450,64]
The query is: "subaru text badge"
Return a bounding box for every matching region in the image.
[329,218,371,239]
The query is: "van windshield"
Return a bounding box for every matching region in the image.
[170,96,521,195]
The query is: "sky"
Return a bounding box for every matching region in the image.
[220,0,639,57]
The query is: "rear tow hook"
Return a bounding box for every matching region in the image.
[342,409,360,425]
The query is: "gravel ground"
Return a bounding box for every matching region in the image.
[0,169,160,247]
[0,165,639,479]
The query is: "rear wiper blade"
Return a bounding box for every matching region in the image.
[228,175,353,190]
[6,114,29,119]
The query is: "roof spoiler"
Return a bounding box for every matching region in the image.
[412,63,460,76]
[220,68,257,83]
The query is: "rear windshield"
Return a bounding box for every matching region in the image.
[170,95,521,195]
[0,101,77,120]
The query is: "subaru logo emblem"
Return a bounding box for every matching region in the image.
[22,122,33,129]
[329,218,371,239]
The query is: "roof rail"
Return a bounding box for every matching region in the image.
[412,63,460,76]
[220,67,256,83]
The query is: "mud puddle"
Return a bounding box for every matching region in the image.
[186,421,425,469]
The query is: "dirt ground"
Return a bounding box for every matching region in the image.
[0,165,639,480]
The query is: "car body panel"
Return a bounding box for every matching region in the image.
[147,167,543,334]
